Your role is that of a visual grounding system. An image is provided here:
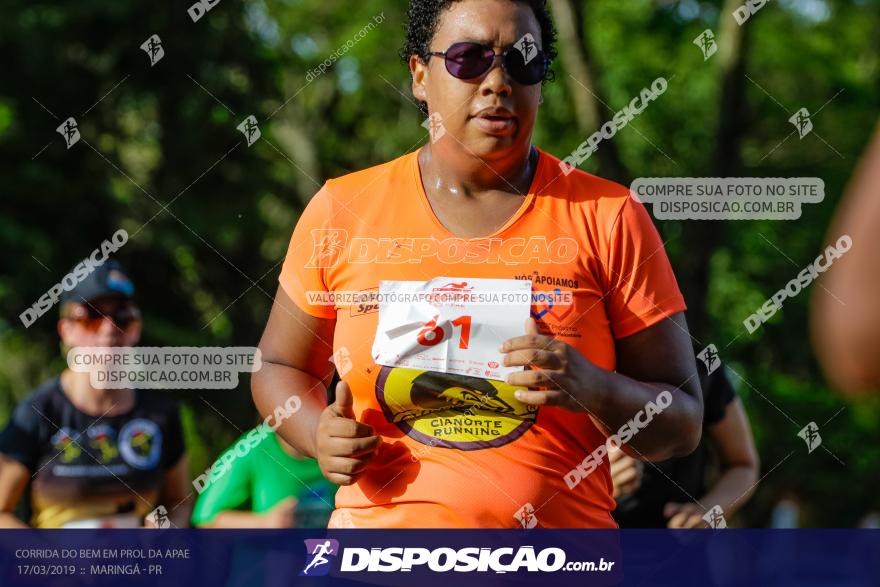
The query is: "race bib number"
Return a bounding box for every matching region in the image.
[371,277,531,380]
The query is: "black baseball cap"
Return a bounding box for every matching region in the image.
[60,259,136,305]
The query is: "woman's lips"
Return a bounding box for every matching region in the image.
[472,114,516,134]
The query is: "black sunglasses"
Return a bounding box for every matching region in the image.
[426,41,550,86]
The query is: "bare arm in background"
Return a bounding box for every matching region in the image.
[151,456,193,528]
[198,497,298,529]
[664,398,759,528]
[0,454,30,528]
[812,123,880,395]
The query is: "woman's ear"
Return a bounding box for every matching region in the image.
[409,54,429,104]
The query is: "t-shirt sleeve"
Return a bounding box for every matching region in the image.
[604,195,687,339]
[0,396,43,471]
[161,402,185,469]
[191,431,256,526]
[278,184,339,319]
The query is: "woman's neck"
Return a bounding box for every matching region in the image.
[59,369,135,417]
[420,143,537,198]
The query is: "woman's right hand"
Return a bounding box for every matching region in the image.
[315,380,381,485]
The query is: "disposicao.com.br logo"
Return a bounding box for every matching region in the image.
[300,540,615,575]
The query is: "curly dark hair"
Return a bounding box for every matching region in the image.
[400,0,558,112]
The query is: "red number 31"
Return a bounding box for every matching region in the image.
[417,315,471,349]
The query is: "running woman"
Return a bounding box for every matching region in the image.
[252,0,703,528]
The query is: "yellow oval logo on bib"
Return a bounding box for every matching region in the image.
[375,366,538,450]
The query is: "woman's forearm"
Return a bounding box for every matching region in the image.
[251,361,328,458]
[700,464,759,517]
[502,315,703,461]
[588,368,703,461]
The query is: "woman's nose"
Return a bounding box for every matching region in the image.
[480,59,513,97]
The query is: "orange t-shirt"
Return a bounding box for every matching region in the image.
[279,147,686,528]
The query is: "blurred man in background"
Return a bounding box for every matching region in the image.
[0,260,191,528]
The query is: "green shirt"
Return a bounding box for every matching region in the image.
[192,427,335,528]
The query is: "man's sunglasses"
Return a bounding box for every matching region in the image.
[64,304,141,332]
[426,41,550,86]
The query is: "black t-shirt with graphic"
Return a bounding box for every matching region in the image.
[612,360,737,528]
[0,377,184,528]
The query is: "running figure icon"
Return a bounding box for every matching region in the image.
[301,539,339,576]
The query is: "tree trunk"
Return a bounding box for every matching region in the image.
[548,0,629,184]
[678,0,749,342]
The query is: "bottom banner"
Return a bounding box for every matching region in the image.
[0,529,877,586]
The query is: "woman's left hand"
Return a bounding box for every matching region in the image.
[500,318,606,412]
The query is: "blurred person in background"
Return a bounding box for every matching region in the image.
[812,122,880,397]
[191,425,335,528]
[612,346,759,527]
[0,260,191,528]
